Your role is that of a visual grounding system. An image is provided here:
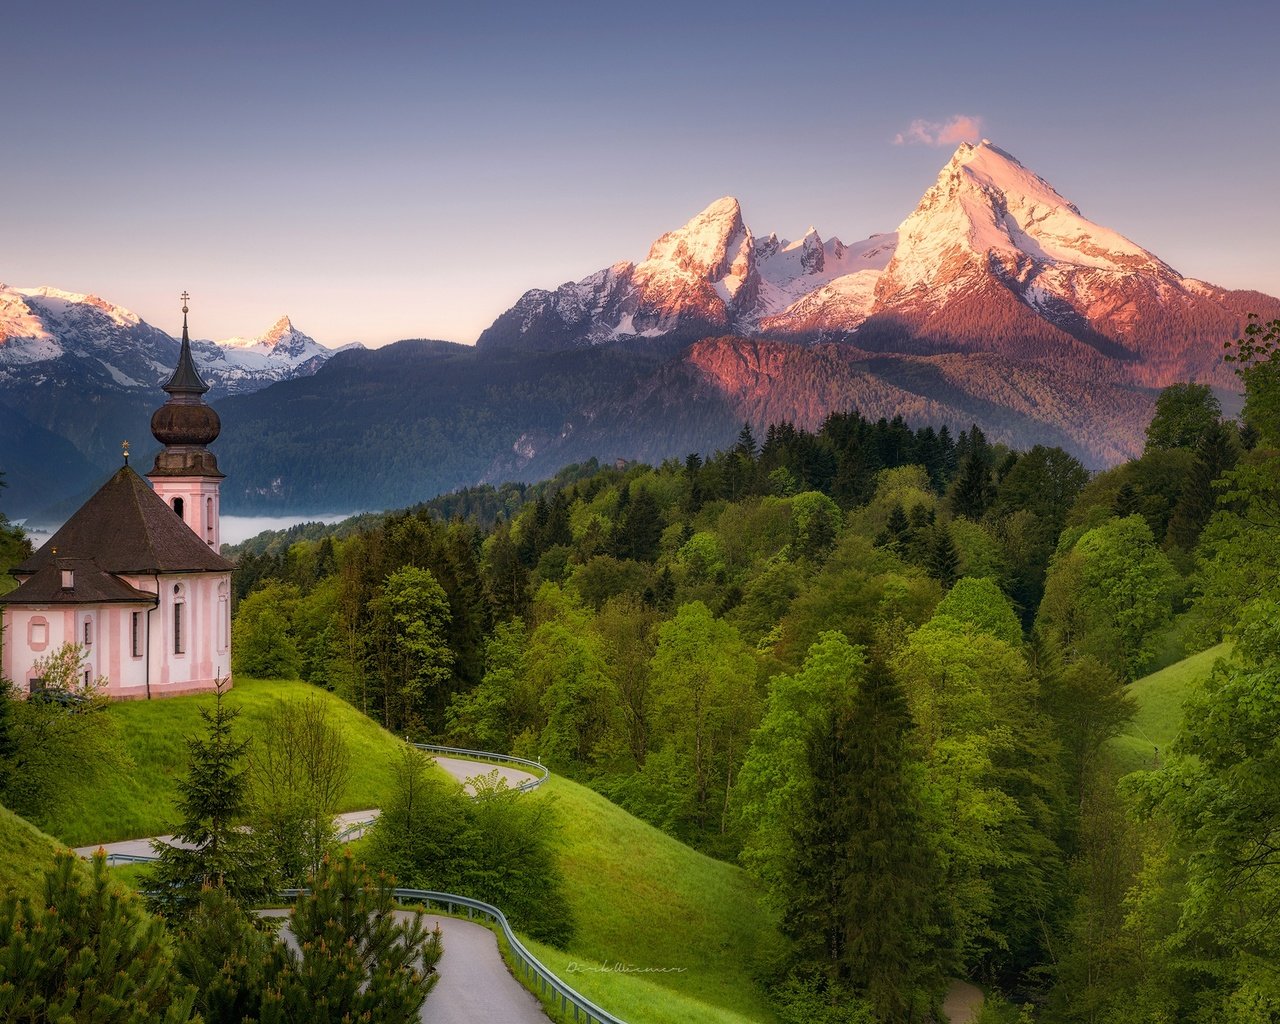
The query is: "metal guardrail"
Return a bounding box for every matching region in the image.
[411,742,550,793]
[279,886,625,1024]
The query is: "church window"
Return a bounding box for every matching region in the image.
[132,611,144,657]
[173,585,186,656]
[29,618,48,650]
[173,496,184,519]
[84,618,92,646]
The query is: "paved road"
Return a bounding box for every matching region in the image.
[261,909,548,1024]
[75,753,551,1023]
[74,754,539,858]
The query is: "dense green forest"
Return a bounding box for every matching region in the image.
[217,318,1280,1024]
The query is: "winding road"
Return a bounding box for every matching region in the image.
[77,753,551,1024]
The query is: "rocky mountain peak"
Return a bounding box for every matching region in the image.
[644,196,749,282]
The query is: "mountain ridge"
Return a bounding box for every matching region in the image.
[4,141,1277,518]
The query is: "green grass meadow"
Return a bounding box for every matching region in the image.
[523,776,780,1024]
[50,676,409,847]
[1110,642,1231,775]
[0,803,74,901]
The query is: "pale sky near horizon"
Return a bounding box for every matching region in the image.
[4,0,1278,348]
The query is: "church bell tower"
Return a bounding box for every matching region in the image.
[148,292,225,552]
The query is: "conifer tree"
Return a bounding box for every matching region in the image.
[782,705,852,970]
[261,852,442,1023]
[146,681,270,918]
[926,524,960,587]
[613,487,665,562]
[0,852,196,1022]
[950,452,995,520]
[1112,481,1141,519]
[840,662,939,1022]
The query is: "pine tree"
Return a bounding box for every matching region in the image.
[0,852,197,1022]
[735,422,759,460]
[840,663,939,1022]
[146,681,270,918]
[261,852,442,1023]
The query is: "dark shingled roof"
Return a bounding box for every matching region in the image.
[13,466,235,577]
[0,558,158,606]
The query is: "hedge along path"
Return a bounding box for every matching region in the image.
[76,745,613,1024]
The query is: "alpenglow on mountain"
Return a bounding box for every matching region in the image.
[479,140,1275,389]
[6,141,1279,519]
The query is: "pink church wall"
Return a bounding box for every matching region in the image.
[1,570,232,701]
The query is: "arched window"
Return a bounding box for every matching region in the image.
[207,497,215,544]
[172,496,184,519]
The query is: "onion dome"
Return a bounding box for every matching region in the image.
[149,293,224,478]
[151,400,221,446]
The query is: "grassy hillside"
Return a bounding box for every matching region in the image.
[31,679,781,1023]
[48,676,410,846]
[1110,643,1231,775]
[522,776,781,1024]
[0,803,74,900]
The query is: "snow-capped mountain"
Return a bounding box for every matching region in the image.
[478,141,1278,389]
[476,197,897,350]
[0,286,347,395]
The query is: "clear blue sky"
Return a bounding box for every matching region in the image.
[4,0,1278,347]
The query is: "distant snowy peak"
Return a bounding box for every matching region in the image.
[0,285,342,396]
[216,315,328,362]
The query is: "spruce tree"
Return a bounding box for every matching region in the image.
[613,487,665,562]
[840,662,939,1022]
[260,852,442,1023]
[781,708,852,971]
[1112,482,1141,519]
[877,502,910,553]
[949,452,995,520]
[926,524,960,587]
[146,681,270,918]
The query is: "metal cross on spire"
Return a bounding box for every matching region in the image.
[180,290,190,313]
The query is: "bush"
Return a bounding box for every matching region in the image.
[366,747,575,945]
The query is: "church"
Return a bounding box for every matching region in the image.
[0,296,234,699]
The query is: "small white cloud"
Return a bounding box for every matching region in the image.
[893,115,985,147]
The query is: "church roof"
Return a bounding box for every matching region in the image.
[0,558,158,606]
[11,466,235,578]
